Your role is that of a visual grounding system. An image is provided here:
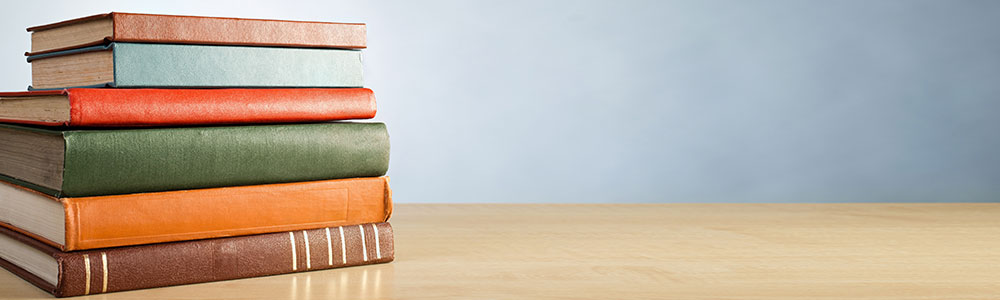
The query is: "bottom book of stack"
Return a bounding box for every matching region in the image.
[0,223,394,297]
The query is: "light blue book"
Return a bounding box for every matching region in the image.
[27,43,363,89]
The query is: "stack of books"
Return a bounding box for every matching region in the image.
[0,12,393,297]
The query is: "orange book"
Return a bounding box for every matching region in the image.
[0,177,392,250]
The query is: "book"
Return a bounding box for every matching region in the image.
[27,43,362,90]
[26,12,366,55]
[0,122,389,197]
[0,222,393,297]
[0,88,376,127]
[0,177,392,250]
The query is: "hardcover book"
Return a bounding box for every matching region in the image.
[0,222,394,297]
[27,43,363,90]
[0,177,392,250]
[0,122,389,197]
[27,12,366,55]
[0,88,376,127]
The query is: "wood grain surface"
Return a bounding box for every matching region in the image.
[2,203,999,299]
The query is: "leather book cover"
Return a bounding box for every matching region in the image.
[27,43,363,89]
[27,12,366,56]
[0,222,394,297]
[0,88,376,127]
[0,177,391,250]
[0,122,390,197]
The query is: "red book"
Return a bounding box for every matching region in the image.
[0,88,376,127]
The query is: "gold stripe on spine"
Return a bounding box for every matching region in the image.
[339,227,346,264]
[303,231,312,269]
[101,252,108,293]
[325,228,333,266]
[360,225,368,262]
[289,232,298,271]
[372,224,382,259]
[82,254,91,295]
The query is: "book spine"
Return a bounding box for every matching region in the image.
[68,88,376,126]
[60,122,389,197]
[64,177,392,250]
[52,223,393,297]
[112,43,363,88]
[112,13,367,49]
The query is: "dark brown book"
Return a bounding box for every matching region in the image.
[0,222,393,297]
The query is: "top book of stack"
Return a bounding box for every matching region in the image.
[27,12,366,55]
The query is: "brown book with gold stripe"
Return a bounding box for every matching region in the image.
[0,222,393,297]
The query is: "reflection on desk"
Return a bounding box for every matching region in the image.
[0,260,393,299]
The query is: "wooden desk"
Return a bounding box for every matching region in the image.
[2,204,999,299]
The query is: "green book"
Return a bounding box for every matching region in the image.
[27,43,363,90]
[0,123,389,197]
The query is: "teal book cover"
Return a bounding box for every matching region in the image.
[27,42,363,89]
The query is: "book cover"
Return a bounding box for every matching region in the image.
[27,43,363,90]
[0,177,392,250]
[27,12,366,55]
[0,88,376,127]
[0,222,394,297]
[0,122,390,197]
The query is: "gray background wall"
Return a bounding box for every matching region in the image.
[1,0,997,203]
